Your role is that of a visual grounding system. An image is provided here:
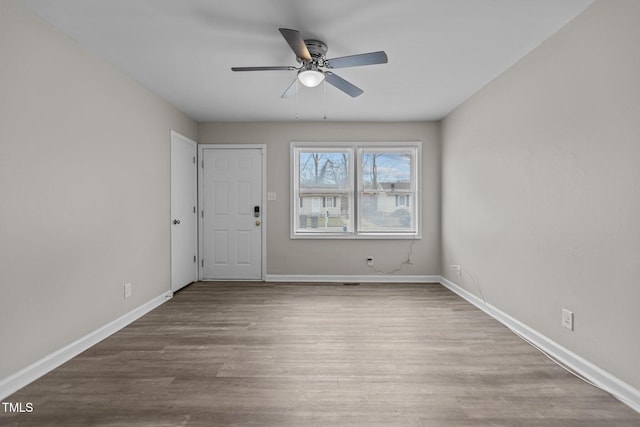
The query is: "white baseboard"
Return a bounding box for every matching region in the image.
[0,291,173,401]
[439,275,640,414]
[265,274,440,283]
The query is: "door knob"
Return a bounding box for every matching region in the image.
[173,219,181,225]
[255,220,261,226]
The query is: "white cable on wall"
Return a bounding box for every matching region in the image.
[367,237,416,275]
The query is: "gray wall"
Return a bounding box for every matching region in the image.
[442,0,640,390]
[0,0,197,379]
[198,122,441,277]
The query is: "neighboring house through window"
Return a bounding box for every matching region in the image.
[291,141,420,238]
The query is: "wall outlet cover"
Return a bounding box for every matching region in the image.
[562,308,573,331]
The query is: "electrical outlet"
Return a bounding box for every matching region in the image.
[124,282,132,299]
[562,308,573,331]
[367,257,373,266]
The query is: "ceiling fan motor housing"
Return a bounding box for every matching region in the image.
[304,39,328,64]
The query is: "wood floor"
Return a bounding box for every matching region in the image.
[2,282,639,426]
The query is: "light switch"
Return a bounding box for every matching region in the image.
[267,192,277,201]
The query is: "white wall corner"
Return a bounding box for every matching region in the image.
[0,291,173,401]
[438,275,640,414]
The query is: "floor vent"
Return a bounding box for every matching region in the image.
[343,282,360,286]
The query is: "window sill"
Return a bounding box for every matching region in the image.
[290,233,421,240]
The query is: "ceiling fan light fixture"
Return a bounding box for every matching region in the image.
[297,69,325,87]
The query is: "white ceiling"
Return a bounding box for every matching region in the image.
[19,0,593,122]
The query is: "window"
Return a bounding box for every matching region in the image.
[324,197,336,208]
[395,195,409,207]
[293,147,353,234]
[292,142,420,238]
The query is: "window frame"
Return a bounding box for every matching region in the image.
[291,141,421,239]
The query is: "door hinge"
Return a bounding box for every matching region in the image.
[193,206,196,214]
[201,160,204,168]
[201,259,204,267]
[194,255,196,263]
[201,210,204,218]
[193,156,196,164]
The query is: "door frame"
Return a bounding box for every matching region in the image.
[198,144,267,281]
[170,130,198,292]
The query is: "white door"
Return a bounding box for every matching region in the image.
[200,147,263,280]
[170,131,198,291]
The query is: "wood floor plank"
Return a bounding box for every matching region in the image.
[2,282,639,426]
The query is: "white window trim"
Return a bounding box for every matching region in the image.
[291,141,422,240]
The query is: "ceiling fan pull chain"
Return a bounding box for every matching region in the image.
[295,81,299,120]
[323,79,327,120]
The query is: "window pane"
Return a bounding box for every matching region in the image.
[360,193,414,232]
[299,151,350,190]
[359,149,416,233]
[361,151,412,191]
[297,194,351,232]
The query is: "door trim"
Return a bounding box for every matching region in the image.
[197,144,266,281]
[170,130,198,291]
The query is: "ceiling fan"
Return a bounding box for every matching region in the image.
[231,28,388,98]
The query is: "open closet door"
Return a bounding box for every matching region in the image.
[170,131,198,291]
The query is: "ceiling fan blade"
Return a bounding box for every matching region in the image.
[279,28,311,61]
[231,66,296,72]
[326,51,388,69]
[325,72,364,97]
[281,78,298,98]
